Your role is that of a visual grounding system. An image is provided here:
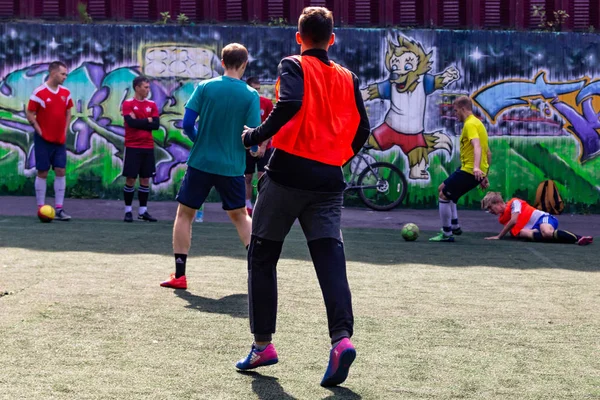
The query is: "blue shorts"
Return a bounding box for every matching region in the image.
[34,134,67,171]
[176,166,245,211]
[531,214,559,231]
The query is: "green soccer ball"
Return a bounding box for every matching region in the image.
[401,223,419,241]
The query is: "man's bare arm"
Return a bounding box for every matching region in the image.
[26,110,42,135]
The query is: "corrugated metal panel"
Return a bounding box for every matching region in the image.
[179,0,202,20]
[571,0,591,30]
[439,0,463,28]
[126,0,150,20]
[87,0,107,19]
[347,0,377,26]
[303,0,327,6]
[262,0,287,20]
[0,0,16,17]
[483,0,501,27]
[393,0,423,26]
[41,0,62,17]
[480,0,510,28]
[220,0,247,21]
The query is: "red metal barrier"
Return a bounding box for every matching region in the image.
[2,0,598,30]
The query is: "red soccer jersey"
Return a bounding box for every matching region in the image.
[122,98,159,149]
[28,84,73,144]
[259,96,274,148]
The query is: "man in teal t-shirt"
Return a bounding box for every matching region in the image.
[185,72,261,176]
[160,43,261,290]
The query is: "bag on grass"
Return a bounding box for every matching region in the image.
[534,180,564,215]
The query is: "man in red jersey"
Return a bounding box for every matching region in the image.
[121,76,160,222]
[27,61,74,221]
[244,76,274,216]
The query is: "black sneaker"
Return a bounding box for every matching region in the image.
[55,209,71,221]
[124,212,133,223]
[138,211,157,222]
[452,227,463,235]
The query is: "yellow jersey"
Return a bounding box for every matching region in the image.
[459,114,489,175]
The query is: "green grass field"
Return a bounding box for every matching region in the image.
[1,218,599,399]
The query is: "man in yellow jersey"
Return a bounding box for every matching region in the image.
[430,96,491,242]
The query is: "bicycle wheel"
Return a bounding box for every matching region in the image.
[357,162,407,211]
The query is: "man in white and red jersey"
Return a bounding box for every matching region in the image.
[27,61,73,221]
[481,192,593,245]
[121,76,160,222]
[244,76,274,216]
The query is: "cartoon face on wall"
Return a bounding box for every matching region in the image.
[362,34,460,181]
[384,36,432,94]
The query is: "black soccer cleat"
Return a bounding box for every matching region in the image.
[124,211,133,223]
[452,227,463,236]
[138,211,157,222]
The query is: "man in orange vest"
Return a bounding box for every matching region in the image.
[481,192,593,245]
[236,7,370,387]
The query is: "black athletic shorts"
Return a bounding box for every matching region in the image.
[122,147,156,179]
[245,148,273,175]
[442,169,481,203]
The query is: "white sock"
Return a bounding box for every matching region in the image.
[451,202,459,228]
[139,206,147,215]
[439,199,452,236]
[245,200,253,209]
[54,176,66,209]
[35,176,47,207]
[125,206,132,213]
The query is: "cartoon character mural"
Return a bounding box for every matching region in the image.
[361,34,460,180]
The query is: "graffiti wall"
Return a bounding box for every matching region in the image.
[0,24,598,211]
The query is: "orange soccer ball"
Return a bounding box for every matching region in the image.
[38,205,56,223]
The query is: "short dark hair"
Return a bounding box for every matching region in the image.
[298,7,334,46]
[222,43,248,70]
[246,76,260,86]
[133,76,150,89]
[454,96,473,110]
[48,61,67,73]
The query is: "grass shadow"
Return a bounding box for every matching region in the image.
[1,217,598,271]
[174,290,247,319]
[323,386,362,399]
[237,371,297,400]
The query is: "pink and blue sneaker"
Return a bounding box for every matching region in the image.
[235,343,279,370]
[320,338,356,387]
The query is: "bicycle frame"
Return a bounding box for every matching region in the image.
[345,151,382,191]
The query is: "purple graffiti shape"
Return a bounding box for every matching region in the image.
[72,118,94,153]
[154,143,188,184]
[551,97,600,162]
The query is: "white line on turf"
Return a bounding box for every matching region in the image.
[526,246,559,269]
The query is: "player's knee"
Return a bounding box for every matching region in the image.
[54,168,66,177]
[125,178,136,186]
[228,207,249,221]
[541,227,554,238]
[139,178,150,186]
[37,170,49,179]
[244,174,253,185]
[176,204,195,221]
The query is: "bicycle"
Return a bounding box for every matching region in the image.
[344,146,407,211]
